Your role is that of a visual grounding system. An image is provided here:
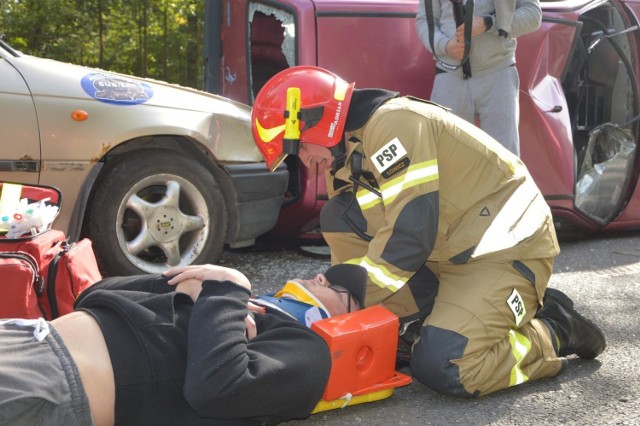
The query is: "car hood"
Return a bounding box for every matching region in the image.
[6,52,253,121]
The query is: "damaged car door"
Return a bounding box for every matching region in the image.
[522,1,640,232]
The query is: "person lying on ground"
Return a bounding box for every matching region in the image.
[0,263,366,426]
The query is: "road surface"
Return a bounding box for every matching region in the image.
[218,231,640,426]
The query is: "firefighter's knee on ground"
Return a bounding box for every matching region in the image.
[410,325,476,398]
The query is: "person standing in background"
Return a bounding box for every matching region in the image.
[415,0,541,156]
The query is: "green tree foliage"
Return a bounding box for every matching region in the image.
[0,0,204,89]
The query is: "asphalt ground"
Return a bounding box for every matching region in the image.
[218,230,640,426]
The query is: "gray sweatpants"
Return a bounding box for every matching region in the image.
[0,319,93,426]
[430,65,521,156]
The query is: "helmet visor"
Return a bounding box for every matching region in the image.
[267,152,287,173]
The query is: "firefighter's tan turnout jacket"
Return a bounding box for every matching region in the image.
[323,96,560,317]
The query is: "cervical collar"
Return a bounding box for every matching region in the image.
[274,281,331,313]
[254,281,331,326]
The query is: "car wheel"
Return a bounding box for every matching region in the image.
[84,150,227,276]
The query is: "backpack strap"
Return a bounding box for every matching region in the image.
[425,0,474,79]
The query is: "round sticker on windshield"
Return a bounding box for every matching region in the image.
[81,73,153,105]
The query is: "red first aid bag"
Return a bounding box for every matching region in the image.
[0,182,102,320]
[41,237,102,319]
[0,250,42,318]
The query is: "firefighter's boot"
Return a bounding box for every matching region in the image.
[536,288,606,359]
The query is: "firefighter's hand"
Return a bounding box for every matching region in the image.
[456,16,489,40]
[445,38,465,60]
[164,264,252,292]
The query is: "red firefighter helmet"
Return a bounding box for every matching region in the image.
[251,66,355,172]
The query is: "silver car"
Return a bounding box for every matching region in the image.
[0,39,288,276]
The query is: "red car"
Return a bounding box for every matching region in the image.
[209,0,640,240]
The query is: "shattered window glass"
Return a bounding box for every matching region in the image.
[248,3,296,100]
[575,123,636,224]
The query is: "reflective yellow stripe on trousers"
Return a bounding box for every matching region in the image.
[508,329,531,386]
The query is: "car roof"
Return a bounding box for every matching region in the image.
[303,0,600,13]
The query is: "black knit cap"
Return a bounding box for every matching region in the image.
[323,264,368,308]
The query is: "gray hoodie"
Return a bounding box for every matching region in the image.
[415,0,541,78]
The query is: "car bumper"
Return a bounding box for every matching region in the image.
[226,163,288,246]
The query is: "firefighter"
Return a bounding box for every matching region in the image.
[250,66,606,397]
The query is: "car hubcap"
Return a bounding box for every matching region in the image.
[116,176,210,274]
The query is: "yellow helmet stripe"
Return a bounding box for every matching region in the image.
[334,78,349,101]
[255,118,286,143]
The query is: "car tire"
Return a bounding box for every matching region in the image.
[84,150,227,276]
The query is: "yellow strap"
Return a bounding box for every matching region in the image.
[311,389,396,414]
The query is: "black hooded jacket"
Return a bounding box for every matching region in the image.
[74,274,331,425]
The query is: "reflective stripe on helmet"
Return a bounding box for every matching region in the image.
[255,118,285,143]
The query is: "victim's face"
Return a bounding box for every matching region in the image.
[292,273,356,317]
